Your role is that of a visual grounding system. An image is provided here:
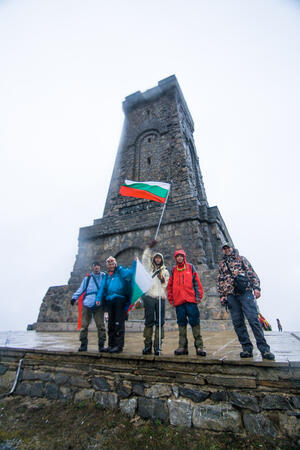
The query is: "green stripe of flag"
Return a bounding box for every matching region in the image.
[131,258,154,304]
[123,183,169,199]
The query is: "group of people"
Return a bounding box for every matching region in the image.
[71,241,275,360]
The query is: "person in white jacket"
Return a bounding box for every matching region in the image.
[141,241,169,355]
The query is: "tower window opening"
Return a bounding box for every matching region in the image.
[147,157,151,165]
[148,137,151,143]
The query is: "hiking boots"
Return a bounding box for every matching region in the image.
[240,351,253,358]
[78,343,87,352]
[174,325,188,355]
[192,324,205,356]
[98,340,109,353]
[261,351,275,360]
[174,346,188,356]
[142,344,152,355]
[99,345,109,353]
[109,346,123,354]
[78,337,88,352]
[143,326,153,355]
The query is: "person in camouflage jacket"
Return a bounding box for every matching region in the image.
[218,243,275,361]
[218,248,260,298]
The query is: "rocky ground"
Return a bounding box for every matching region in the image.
[0,396,298,450]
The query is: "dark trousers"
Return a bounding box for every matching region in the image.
[143,295,165,327]
[175,302,200,327]
[106,298,127,349]
[227,291,270,354]
[80,306,106,344]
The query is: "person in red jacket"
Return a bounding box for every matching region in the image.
[167,250,205,356]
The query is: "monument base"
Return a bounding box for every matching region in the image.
[1,346,299,439]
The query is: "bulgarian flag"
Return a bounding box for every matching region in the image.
[128,258,154,312]
[120,180,170,204]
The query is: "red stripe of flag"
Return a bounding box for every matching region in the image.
[119,186,166,203]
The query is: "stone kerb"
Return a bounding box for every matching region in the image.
[0,348,300,439]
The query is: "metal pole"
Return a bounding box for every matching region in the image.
[154,188,170,241]
[158,281,162,355]
[0,358,23,399]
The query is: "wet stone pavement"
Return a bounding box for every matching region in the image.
[1,329,299,362]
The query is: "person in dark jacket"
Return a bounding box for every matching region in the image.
[167,250,205,356]
[71,261,106,352]
[218,243,275,360]
[96,256,133,353]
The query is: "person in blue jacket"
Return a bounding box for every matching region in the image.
[96,256,133,353]
[71,261,106,352]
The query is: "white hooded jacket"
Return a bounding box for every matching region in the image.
[142,247,169,300]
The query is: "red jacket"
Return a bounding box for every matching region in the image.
[167,250,203,307]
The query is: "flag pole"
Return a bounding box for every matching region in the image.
[158,282,162,356]
[154,186,171,241]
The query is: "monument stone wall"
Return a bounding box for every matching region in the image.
[35,75,233,331]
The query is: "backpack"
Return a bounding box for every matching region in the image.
[224,258,250,295]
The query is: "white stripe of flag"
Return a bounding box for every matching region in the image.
[131,258,154,304]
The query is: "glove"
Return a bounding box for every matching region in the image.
[220,297,228,308]
[70,299,76,306]
[157,272,165,283]
[148,239,157,248]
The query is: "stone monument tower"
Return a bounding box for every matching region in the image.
[36,75,232,331]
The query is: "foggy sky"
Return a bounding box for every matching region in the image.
[0,0,299,331]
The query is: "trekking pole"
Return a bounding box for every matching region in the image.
[158,281,162,355]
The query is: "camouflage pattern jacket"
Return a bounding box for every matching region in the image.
[217,249,260,298]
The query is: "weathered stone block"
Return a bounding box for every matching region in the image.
[132,382,144,396]
[259,380,295,389]
[92,377,111,392]
[74,389,94,402]
[21,370,51,382]
[95,391,118,410]
[192,404,242,432]
[120,398,137,418]
[70,376,90,388]
[279,412,300,438]
[292,396,300,409]
[30,382,44,397]
[0,370,15,391]
[211,391,227,402]
[45,383,59,400]
[15,382,31,396]
[243,413,277,438]
[146,384,172,398]
[172,385,179,399]
[0,364,8,375]
[168,400,192,427]
[206,375,256,389]
[228,392,260,412]
[116,384,132,399]
[179,387,209,403]
[138,398,168,422]
[262,394,293,410]
[58,386,73,402]
[55,373,70,385]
